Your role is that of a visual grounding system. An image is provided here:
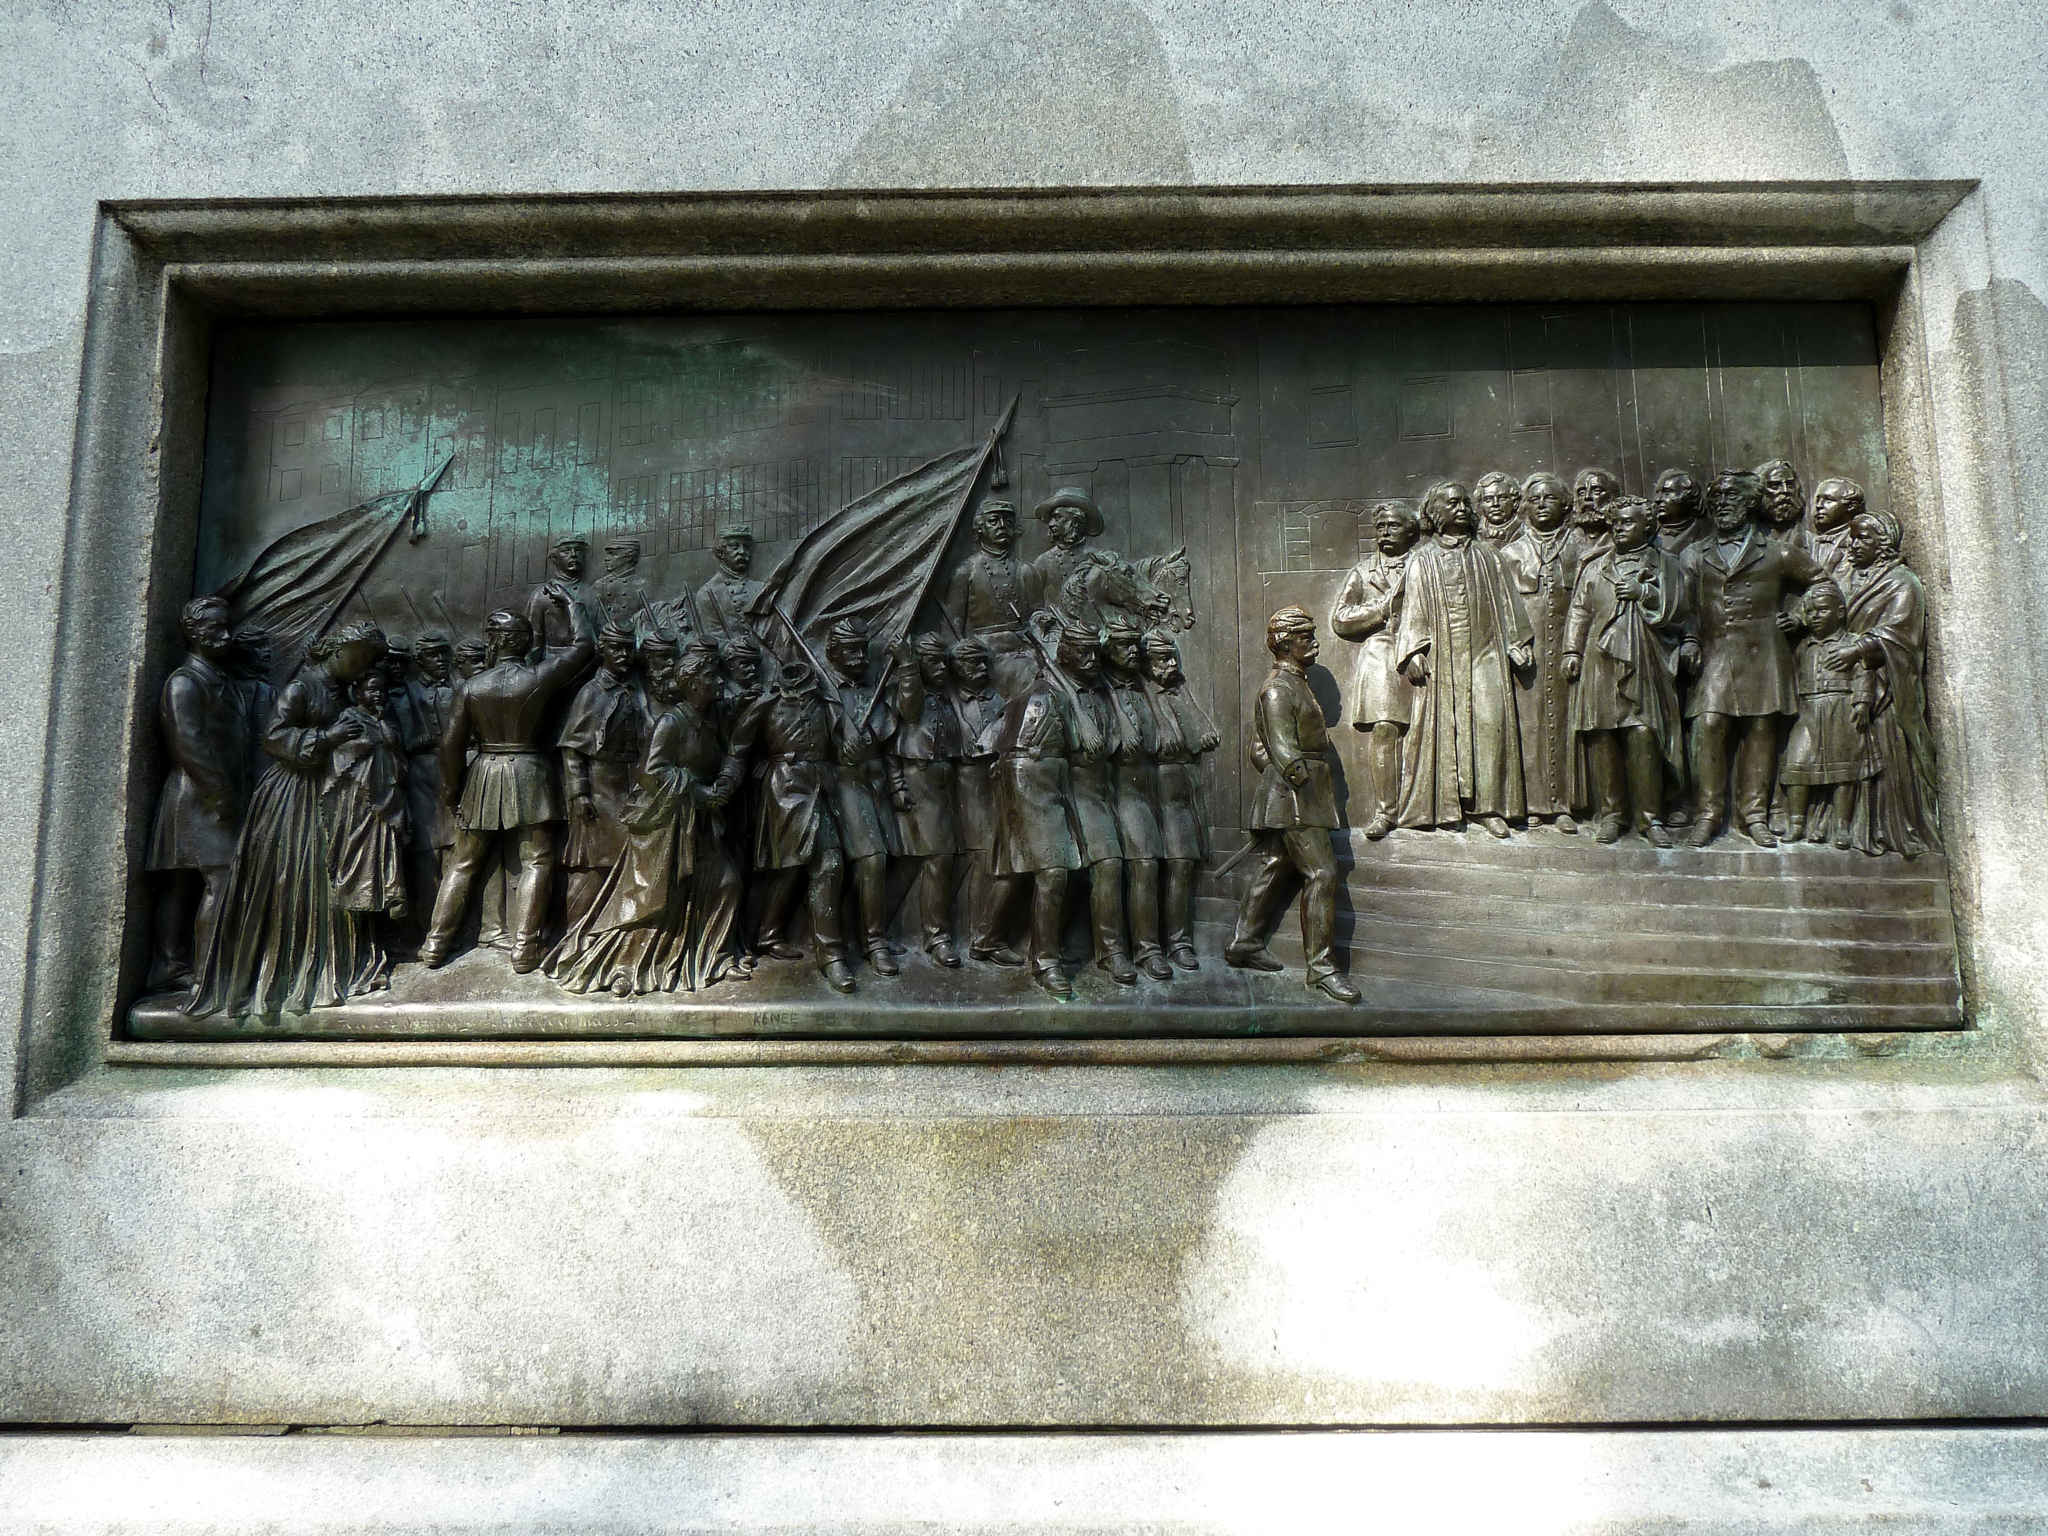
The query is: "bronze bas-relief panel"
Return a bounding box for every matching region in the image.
[126,301,1957,1041]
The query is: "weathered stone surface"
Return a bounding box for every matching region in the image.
[6,1426,2048,1533]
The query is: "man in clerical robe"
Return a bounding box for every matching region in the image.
[1500,472,1589,832]
[1395,479,1534,837]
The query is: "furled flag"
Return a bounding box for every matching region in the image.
[748,397,1016,659]
[217,454,452,677]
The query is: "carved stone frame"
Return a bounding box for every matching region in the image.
[25,181,2016,1093]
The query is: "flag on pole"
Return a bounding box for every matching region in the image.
[749,399,1016,657]
[218,454,452,675]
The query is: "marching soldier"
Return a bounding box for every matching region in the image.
[1226,607,1359,1004]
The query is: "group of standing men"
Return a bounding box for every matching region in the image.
[1327,460,1938,855]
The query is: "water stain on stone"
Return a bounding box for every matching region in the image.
[1472,0,1852,181]
[833,0,1192,187]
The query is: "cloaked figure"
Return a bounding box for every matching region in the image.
[1331,500,1420,840]
[1501,471,1591,833]
[1142,628,1219,972]
[421,586,598,972]
[557,621,652,927]
[892,632,965,968]
[1562,496,1695,846]
[1225,607,1359,1004]
[546,639,750,995]
[1395,479,1534,837]
[146,595,250,992]
[324,669,411,983]
[1841,509,1938,857]
[1778,579,1875,849]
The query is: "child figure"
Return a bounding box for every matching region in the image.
[1781,579,1875,848]
[326,670,411,945]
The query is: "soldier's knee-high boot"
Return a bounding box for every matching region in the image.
[1090,859,1136,984]
[809,849,854,992]
[853,853,894,975]
[1126,858,1169,980]
[917,853,958,965]
[1030,869,1072,999]
[506,826,556,972]
[1163,858,1199,970]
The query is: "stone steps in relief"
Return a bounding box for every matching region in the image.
[1190,889,1954,945]
[1207,924,1960,1008]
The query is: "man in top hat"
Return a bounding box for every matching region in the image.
[594,537,652,630]
[942,497,1046,699]
[1226,607,1359,1004]
[526,534,603,661]
[694,522,766,645]
[1031,486,1111,608]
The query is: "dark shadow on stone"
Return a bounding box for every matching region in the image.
[834,0,1192,187]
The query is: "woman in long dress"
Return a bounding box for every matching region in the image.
[1841,510,1938,857]
[546,639,750,996]
[188,622,390,1017]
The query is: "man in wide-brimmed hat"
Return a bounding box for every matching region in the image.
[1030,486,1110,605]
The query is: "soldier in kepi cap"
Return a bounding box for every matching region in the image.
[1226,606,1360,1004]
[694,521,766,644]
[593,537,650,630]
[820,616,912,977]
[525,533,603,661]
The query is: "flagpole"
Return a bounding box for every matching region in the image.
[857,393,1018,724]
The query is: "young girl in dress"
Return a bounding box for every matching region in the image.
[1781,579,1875,848]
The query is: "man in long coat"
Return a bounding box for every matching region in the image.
[146,595,249,990]
[977,621,1090,1000]
[727,660,856,993]
[1679,469,1827,847]
[1330,499,1420,839]
[1563,497,1696,845]
[1395,480,1534,837]
[1225,607,1358,1004]
[1501,472,1590,831]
